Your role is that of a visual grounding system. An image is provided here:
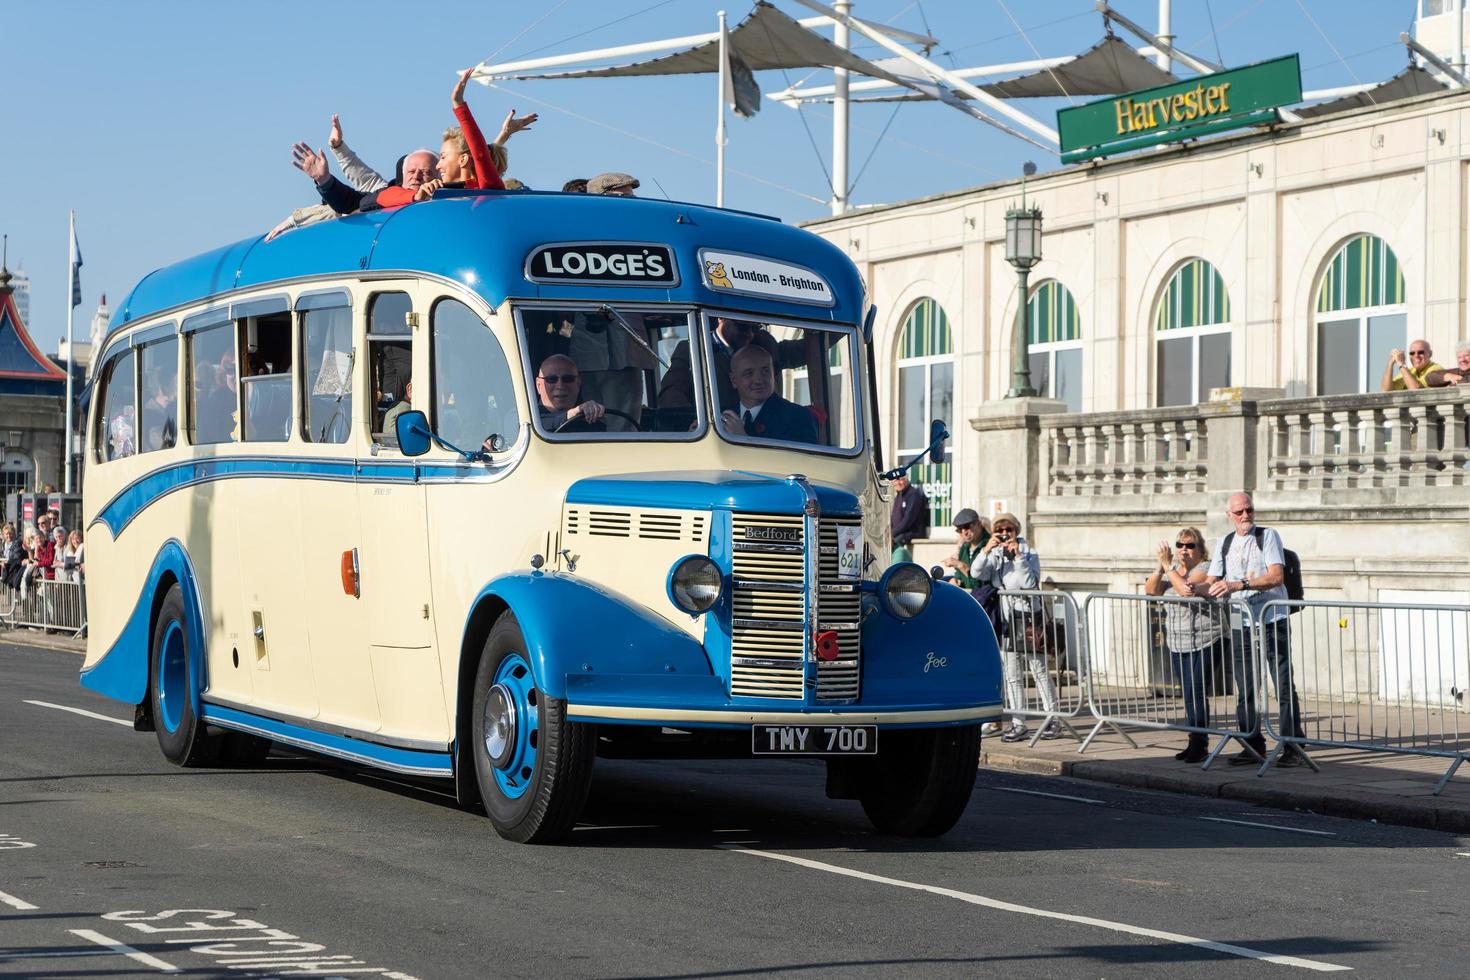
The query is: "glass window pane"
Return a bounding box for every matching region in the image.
[1054,347,1083,413]
[432,298,523,452]
[898,364,926,451]
[240,314,293,442]
[1368,313,1407,389]
[368,291,412,337]
[1198,331,1232,399]
[189,325,238,444]
[138,338,178,453]
[1157,336,1193,406]
[1028,351,1051,400]
[930,361,953,429]
[710,321,852,448]
[98,350,137,461]
[1317,318,1359,395]
[302,306,353,444]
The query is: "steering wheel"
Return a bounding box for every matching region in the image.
[554,408,643,433]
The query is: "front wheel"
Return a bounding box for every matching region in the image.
[857,725,982,837]
[470,613,595,843]
[149,584,214,767]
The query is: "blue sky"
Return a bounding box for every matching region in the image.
[0,0,1427,351]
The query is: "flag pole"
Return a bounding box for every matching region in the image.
[715,10,728,208]
[64,210,76,495]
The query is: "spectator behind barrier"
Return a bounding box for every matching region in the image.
[1427,340,1470,386]
[1381,339,1443,391]
[1145,527,1223,764]
[940,507,989,590]
[973,512,1059,743]
[888,472,929,564]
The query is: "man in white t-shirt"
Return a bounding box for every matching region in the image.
[1205,491,1304,766]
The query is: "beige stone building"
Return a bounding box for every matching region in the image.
[804,85,1470,603]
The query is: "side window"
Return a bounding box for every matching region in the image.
[432,298,522,452]
[239,313,293,442]
[302,306,353,444]
[189,324,238,445]
[137,337,179,453]
[368,291,413,444]
[95,349,137,462]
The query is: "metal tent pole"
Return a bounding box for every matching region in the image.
[831,0,851,215]
[1156,0,1173,73]
[716,10,728,207]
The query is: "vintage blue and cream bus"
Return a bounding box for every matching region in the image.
[80,188,1002,842]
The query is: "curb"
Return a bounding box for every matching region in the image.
[981,745,1470,834]
[0,629,86,655]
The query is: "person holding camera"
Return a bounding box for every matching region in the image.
[974,513,1059,742]
[1145,527,1222,764]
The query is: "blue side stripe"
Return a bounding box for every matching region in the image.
[89,455,497,539]
[199,704,453,778]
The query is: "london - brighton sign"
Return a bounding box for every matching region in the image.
[1057,54,1303,164]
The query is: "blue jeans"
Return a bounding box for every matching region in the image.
[1172,639,1220,731]
[1232,617,1303,749]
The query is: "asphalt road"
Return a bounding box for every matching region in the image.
[3,635,1469,979]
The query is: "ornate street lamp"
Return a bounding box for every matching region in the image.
[1005,162,1043,398]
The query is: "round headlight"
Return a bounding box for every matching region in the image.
[881,562,932,620]
[668,555,723,616]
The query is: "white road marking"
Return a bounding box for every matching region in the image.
[0,889,38,911]
[722,846,1352,973]
[70,929,179,973]
[23,700,131,727]
[1455,852,1470,858]
[989,786,1106,805]
[1200,817,1337,837]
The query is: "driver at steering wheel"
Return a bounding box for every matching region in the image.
[536,354,607,433]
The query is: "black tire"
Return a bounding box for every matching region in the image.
[149,584,215,767]
[470,613,596,843]
[858,725,982,837]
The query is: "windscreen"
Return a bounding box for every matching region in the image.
[701,314,859,452]
[516,306,700,438]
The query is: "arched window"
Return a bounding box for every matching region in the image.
[1155,259,1231,406]
[1315,234,1406,394]
[1028,280,1082,412]
[896,299,953,527]
[0,450,32,497]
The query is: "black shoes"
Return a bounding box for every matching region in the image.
[1228,746,1267,766]
[1175,736,1209,764]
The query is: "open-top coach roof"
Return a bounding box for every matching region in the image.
[106,190,865,348]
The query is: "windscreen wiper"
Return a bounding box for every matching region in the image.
[597,304,670,369]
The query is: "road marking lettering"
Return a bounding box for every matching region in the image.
[988,786,1106,805]
[1200,817,1337,837]
[722,846,1353,973]
[70,929,180,973]
[0,834,37,850]
[0,889,39,911]
[22,700,131,727]
[102,908,419,978]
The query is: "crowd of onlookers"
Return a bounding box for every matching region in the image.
[265,69,642,242]
[1380,339,1470,390]
[1,510,85,609]
[891,478,1306,765]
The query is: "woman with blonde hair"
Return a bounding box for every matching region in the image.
[1145,526,1223,763]
[973,512,1059,742]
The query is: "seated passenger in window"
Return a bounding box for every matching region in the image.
[109,404,137,459]
[143,369,177,451]
[659,317,803,412]
[720,345,818,444]
[536,355,606,433]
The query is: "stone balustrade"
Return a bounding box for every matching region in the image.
[1043,406,1209,497]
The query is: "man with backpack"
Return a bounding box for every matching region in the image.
[1205,491,1306,766]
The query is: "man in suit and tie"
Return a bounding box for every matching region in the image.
[720,344,818,444]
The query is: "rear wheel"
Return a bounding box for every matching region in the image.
[471,613,595,843]
[149,584,214,767]
[857,725,982,837]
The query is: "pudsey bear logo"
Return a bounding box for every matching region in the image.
[705,260,733,289]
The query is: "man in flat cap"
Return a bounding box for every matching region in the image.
[587,172,639,196]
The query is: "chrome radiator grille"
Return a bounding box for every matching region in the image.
[729,512,863,702]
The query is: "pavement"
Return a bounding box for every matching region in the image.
[982,720,1470,833]
[11,625,1469,836]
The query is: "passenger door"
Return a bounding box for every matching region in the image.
[354,284,444,742]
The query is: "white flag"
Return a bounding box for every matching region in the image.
[721,22,760,118]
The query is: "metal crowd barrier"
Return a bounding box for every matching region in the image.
[2,578,86,636]
[1079,593,1267,769]
[995,589,1088,746]
[1257,598,1470,793]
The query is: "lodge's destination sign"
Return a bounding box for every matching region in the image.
[525,242,678,286]
[1057,54,1303,163]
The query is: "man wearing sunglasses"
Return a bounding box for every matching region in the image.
[1205,492,1304,766]
[1381,339,1443,391]
[535,354,606,433]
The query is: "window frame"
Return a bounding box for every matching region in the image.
[93,343,139,464]
[1315,301,1407,395]
[1026,280,1084,413]
[135,334,181,455]
[702,307,864,458]
[297,298,356,446]
[512,300,706,445]
[186,321,241,446]
[894,298,954,529]
[428,295,528,457]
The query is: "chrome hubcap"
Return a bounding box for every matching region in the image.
[483,682,517,768]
